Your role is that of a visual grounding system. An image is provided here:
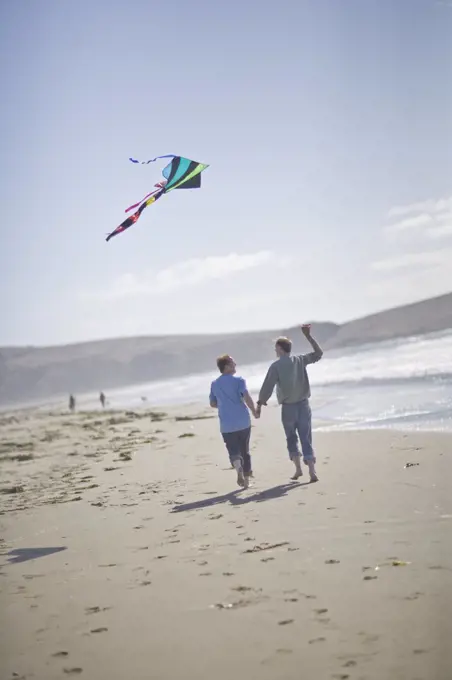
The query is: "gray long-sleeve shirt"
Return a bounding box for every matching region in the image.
[258,350,322,405]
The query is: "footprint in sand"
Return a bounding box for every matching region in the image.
[314,608,328,615]
[90,627,108,634]
[343,660,357,667]
[309,637,326,644]
[404,592,423,601]
[222,572,234,577]
[325,559,340,565]
[278,619,294,626]
[52,651,69,658]
[85,606,111,615]
[63,670,83,675]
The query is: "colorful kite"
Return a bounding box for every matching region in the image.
[106,155,209,242]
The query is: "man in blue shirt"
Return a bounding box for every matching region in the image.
[210,354,259,489]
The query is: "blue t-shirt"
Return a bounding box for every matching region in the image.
[209,374,251,434]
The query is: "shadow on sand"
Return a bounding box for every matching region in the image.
[171,481,310,513]
[7,547,67,564]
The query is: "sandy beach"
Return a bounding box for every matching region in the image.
[1,404,451,680]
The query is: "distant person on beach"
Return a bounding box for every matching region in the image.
[257,325,323,482]
[69,394,76,412]
[210,355,259,489]
[100,392,106,408]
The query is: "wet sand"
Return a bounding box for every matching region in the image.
[1,404,451,680]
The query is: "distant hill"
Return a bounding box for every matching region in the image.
[325,292,452,349]
[1,292,451,406]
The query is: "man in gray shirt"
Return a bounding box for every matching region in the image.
[256,325,323,482]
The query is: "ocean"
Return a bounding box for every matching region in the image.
[74,329,452,433]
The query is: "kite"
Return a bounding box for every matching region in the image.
[106,155,209,242]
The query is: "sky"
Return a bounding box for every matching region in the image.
[0,0,451,347]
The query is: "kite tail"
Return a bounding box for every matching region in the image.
[106,189,164,242]
[129,154,176,165]
[125,182,167,213]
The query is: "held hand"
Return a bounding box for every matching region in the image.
[254,405,262,419]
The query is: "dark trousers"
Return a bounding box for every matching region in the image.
[281,400,315,463]
[222,427,252,475]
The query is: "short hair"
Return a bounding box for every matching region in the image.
[217,354,233,373]
[275,336,292,354]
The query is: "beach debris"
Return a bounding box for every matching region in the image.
[243,541,289,554]
[278,619,295,626]
[178,432,195,438]
[1,485,24,495]
[52,651,69,657]
[175,415,215,422]
[391,560,410,567]
[211,600,251,610]
[404,462,420,468]
[325,559,340,564]
[90,627,108,634]
[363,575,378,581]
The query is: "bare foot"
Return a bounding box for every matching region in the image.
[291,462,303,480]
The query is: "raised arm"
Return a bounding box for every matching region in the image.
[301,324,323,364]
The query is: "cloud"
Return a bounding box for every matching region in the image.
[428,222,452,239]
[83,250,287,302]
[385,195,452,241]
[371,248,452,272]
[385,213,433,234]
[387,196,452,218]
[371,195,452,297]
